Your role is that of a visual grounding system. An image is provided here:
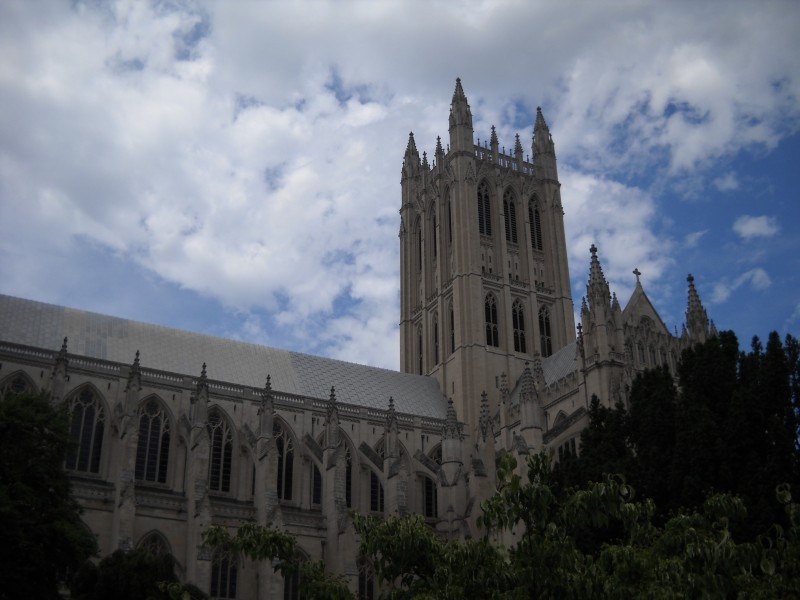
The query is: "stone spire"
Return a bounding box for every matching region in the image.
[125,350,142,392]
[586,244,611,311]
[385,396,398,459]
[533,107,554,152]
[324,386,340,449]
[533,107,557,180]
[514,132,523,160]
[122,351,143,429]
[490,125,499,159]
[192,363,209,428]
[686,274,710,343]
[258,375,275,439]
[402,132,420,179]
[448,78,473,152]
[435,135,444,161]
[442,398,461,440]
[440,398,463,484]
[49,336,69,402]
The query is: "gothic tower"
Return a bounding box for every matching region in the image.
[400,79,575,432]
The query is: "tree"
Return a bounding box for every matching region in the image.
[558,331,800,537]
[202,522,352,600]
[0,391,97,599]
[70,548,206,600]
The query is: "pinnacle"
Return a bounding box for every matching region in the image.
[535,106,549,132]
[452,77,466,101]
[587,245,611,310]
[405,131,417,154]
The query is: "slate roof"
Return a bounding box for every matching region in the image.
[507,341,578,405]
[0,294,447,419]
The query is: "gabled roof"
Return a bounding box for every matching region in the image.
[0,294,447,419]
[622,283,671,335]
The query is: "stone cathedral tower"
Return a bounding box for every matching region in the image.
[400,79,575,434]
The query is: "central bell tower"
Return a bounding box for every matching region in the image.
[399,79,575,432]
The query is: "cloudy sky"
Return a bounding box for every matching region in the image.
[1,0,798,370]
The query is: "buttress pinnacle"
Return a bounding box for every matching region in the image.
[586,244,611,311]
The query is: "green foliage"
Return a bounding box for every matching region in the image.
[0,391,97,599]
[70,548,203,600]
[559,331,800,537]
[353,512,510,599]
[202,523,351,600]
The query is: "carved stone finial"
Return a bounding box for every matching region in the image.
[633,268,641,284]
[386,396,398,433]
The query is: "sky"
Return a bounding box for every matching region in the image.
[1,0,798,371]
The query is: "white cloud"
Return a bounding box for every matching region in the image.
[788,303,800,328]
[563,170,672,305]
[685,230,707,248]
[0,0,798,368]
[711,268,772,303]
[712,172,738,191]
[733,215,780,240]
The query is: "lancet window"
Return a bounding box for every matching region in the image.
[504,189,518,243]
[135,398,170,483]
[529,202,543,251]
[274,420,294,501]
[539,306,553,358]
[210,549,238,599]
[65,387,105,474]
[208,409,233,493]
[477,180,492,236]
[512,300,527,353]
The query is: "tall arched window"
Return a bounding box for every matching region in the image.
[432,312,439,364]
[210,550,238,599]
[208,410,233,493]
[503,190,518,243]
[422,475,438,518]
[512,300,527,354]
[66,387,105,474]
[448,301,455,355]
[485,294,499,347]
[359,565,376,600]
[431,211,437,259]
[414,218,422,272]
[447,197,453,245]
[529,202,543,251]
[311,465,322,506]
[135,399,170,483]
[284,553,307,600]
[345,446,353,508]
[477,180,492,236]
[417,324,423,375]
[274,420,294,501]
[137,531,170,557]
[370,471,384,513]
[538,306,553,358]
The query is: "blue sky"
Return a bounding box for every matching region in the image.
[0,0,798,370]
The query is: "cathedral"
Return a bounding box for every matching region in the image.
[0,79,713,598]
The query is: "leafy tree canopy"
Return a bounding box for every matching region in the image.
[0,391,97,599]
